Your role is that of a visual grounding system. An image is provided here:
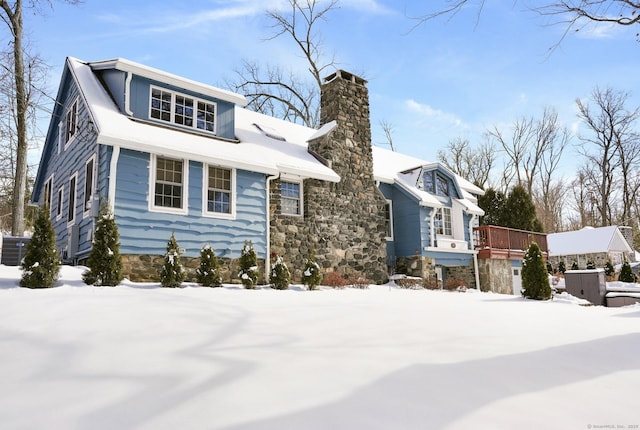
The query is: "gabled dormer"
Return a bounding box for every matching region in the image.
[415,164,463,202]
[88,58,247,141]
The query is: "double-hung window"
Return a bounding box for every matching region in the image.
[384,200,394,241]
[151,156,187,213]
[204,166,234,217]
[281,180,302,216]
[65,99,78,146]
[56,186,64,220]
[43,176,53,213]
[68,173,77,225]
[150,87,216,133]
[435,207,452,237]
[84,155,96,216]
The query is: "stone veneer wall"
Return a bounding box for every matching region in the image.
[395,255,436,279]
[446,266,477,289]
[477,259,513,294]
[120,254,265,284]
[269,70,388,284]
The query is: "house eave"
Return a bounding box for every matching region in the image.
[88,58,248,107]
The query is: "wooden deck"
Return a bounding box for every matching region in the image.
[474,225,548,260]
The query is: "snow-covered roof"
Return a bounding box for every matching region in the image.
[371,146,484,213]
[548,226,633,257]
[68,57,340,183]
[89,58,248,106]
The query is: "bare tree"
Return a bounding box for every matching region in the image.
[415,1,640,40]
[437,137,496,188]
[378,120,395,152]
[227,0,338,128]
[576,87,638,226]
[1,0,80,236]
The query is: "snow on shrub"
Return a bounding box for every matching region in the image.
[196,244,222,287]
[618,260,636,283]
[159,233,185,288]
[83,202,123,287]
[445,277,467,292]
[269,254,290,290]
[238,241,259,289]
[302,249,322,290]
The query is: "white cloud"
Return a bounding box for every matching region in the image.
[405,99,465,129]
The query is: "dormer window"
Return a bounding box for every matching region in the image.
[419,170,450,197]
[150,86,216,133]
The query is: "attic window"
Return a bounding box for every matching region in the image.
[150,86,217,134]
[253,123,286,141]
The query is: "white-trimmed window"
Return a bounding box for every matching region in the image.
[435,207,452,237]
[65,98,78,146]
[68,173,78,225]
[281,180,302,216]
[84,155,96,216]
[150,155,188,214]
[149,86,216,133]
[56,185,64,220]
[384,199,394,241]
[204,165,234,217]
[43,175,54,214]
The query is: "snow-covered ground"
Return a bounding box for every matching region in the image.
[1,265,639,429]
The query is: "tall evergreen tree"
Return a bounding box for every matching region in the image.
[20,205,59,288]
[159,233,185,288]
[238,240,259,289]
[196,244,222,287]
[82,203,123,286]
[521,242,552,300]
[504,184,542,232]
[477,187,507,226]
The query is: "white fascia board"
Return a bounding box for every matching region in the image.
[277,163,341,183]
[89,58,248,107]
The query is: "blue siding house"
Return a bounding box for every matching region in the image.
[32,58,484,286]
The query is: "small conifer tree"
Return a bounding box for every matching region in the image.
[586,259,596,269]
[269,254,290,290]
[604,260,615,277]
[196,244,222,287]
[546,261,553,274]
[618,260,636,283]
[238,240,259,289]
[83,203,123,286]
[558,260,566,274]
[521,242,552,300]
[20,205,60,288]
[571,261,579,270]
[302,248,323,290]
[159,233,185,288]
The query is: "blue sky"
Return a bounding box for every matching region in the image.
[19,0,640,178]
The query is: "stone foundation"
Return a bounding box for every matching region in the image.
[477,259,513,294]
[446,265,477,290]
[121,254,265,284]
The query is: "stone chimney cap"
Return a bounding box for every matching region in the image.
[323,69,367,86]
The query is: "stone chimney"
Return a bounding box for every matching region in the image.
[269,70,388,283]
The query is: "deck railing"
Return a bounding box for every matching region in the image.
[473,225,548,259]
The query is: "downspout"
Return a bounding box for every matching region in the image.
[108,146,120,213]
[469,213,481,290]
[265,173,279,282]
[124,72,133,116]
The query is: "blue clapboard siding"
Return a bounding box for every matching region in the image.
[385,185,422,258]
[97,69,127,113]
[114,149,267,258]
[36,72,101,260]
[424,250,472,266]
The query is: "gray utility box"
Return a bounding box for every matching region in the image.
[564,269,606,306]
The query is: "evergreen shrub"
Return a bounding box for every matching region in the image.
[521,242,552,300]
[159,233,185,288]
[238,241,259,289]
[83,203,123,286]
[302,249,323,290]
[20,206,59,288]
[196,244,222,287]
[618,260,636,283]
[269,254,290,290]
